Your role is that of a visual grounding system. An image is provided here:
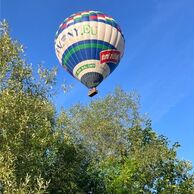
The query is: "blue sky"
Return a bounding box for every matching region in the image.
[1,0,194,166]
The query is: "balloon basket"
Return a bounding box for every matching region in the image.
[88,88,98,97]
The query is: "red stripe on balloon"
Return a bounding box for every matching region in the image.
[90,15,98,19]
[97,14,105,18]
[60,23,67,30]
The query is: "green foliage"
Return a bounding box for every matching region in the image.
[62,91,194,193]
[0,20,194,194]
[62,88,142,159]
[0,20,54,193]
[0,20,87,193]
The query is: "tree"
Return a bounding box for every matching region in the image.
[62,89,194,194]
[0,21,89,194]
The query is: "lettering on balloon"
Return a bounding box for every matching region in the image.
[76,63,96,77]
[55,25,97,56]
[81,24,97,35]
[100,50,120,64]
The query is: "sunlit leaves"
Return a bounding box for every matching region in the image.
[61,88,194,193]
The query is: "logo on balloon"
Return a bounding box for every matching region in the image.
[75,63,96,77]
[100,50,120,64]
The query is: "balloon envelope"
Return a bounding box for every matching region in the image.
[55,11,125,89]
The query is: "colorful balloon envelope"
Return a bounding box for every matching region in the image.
[55,11,125,96]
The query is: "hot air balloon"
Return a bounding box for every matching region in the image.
[55,11,125,97]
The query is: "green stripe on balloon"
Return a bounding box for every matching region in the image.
[106,18,113,22]
[74,17,82,22]
[62,43,110,66]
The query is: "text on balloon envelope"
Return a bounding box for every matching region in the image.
[100,50,120,64]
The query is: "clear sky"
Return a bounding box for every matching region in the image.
[1,0,194,166]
